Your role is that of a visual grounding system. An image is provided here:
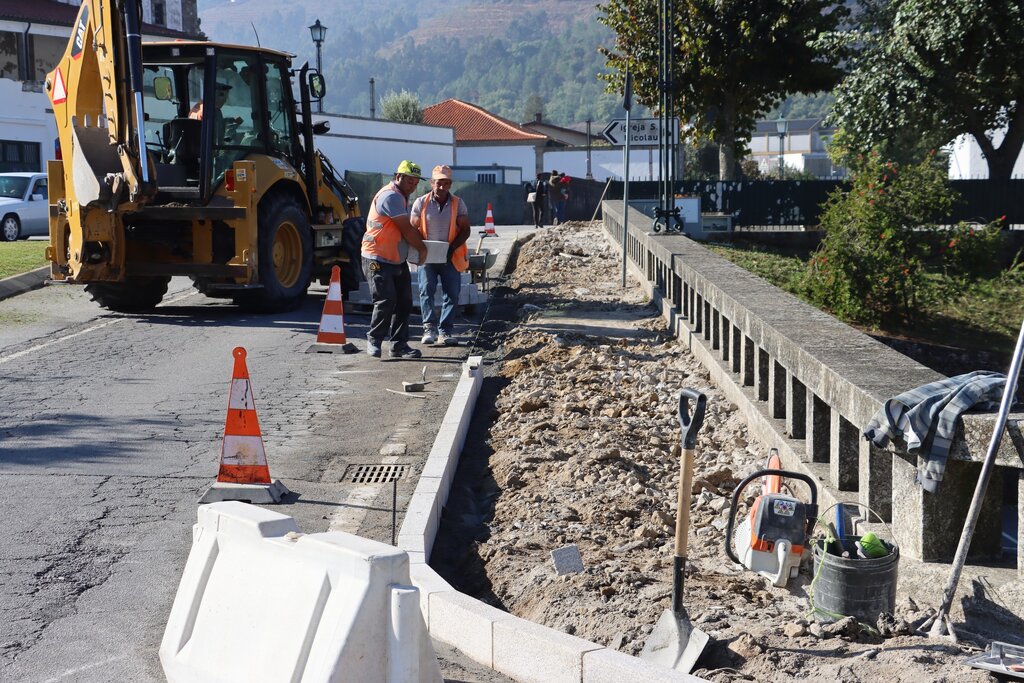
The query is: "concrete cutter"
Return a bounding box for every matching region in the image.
[725,449,818,587]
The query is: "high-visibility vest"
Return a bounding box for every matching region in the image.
[361,183,406,264]
[419,194,468,272]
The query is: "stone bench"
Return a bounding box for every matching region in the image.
[603,201,1023,575]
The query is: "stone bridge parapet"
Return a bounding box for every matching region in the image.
[602,201,1023,575]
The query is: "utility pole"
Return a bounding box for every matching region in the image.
[586,119,593,180]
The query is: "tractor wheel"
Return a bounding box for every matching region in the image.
[235,194,312,312]
[85,276,170,312]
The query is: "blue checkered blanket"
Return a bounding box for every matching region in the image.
[862,371,1007,493]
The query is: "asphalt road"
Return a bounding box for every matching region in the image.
[0,276,481,682]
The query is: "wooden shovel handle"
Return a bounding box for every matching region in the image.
[675,446,696,556]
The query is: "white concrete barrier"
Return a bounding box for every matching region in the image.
[160,502,442,683]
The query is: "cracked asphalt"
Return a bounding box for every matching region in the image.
[0,276,478,682]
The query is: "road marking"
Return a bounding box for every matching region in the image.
[0,289,196,366]
[43,654,129,682]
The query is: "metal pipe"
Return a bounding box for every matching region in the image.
[122,0,149,183]
[931,317,1024,636]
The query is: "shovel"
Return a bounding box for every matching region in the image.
[640,388,711,673]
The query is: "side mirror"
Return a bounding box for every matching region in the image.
[153,76,173,101]
[308,72,326,100]
[312,121,330,135]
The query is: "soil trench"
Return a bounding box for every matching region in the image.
[432,222,1021,682]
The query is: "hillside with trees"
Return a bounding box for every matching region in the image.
[197,0,628,125]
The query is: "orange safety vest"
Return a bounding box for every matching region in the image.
[361,182,406,264]
[418,194,468,272]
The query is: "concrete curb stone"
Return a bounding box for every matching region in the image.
[0,266,48,302]
[399,355,709,683]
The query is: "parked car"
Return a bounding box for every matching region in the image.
[0,172,48,241]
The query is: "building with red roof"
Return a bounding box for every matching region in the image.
[423,98,565,185]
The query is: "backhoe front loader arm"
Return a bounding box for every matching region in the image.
[46,0,154,282]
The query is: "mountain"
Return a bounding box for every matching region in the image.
[196,0,626,126]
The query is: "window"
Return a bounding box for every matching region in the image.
[0,140,40,172]
[30,178,47,198]
[153,1,166,26]
[264,61,295,160]
[477,173,496,184]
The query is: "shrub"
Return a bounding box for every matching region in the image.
[804,150,961,325]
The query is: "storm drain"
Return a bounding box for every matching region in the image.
[347,464,408,484]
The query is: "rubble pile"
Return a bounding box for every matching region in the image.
[459,222,990,682]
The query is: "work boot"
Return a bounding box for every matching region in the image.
[389,343,422,359]
[438,331,458,346]
[366,340,382,358]
[421,327,437,345]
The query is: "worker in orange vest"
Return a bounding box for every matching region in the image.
[360,160,429,359]
[411,164,470,346]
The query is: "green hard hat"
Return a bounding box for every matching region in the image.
[396,160,422,178]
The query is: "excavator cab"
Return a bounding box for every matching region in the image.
[141,45,299,201]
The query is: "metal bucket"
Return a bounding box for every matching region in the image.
[811,537,899,623]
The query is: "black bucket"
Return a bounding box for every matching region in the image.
[811,536,899,623]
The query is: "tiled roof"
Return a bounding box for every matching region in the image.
[0,0,199,39]
[423,99,548,143]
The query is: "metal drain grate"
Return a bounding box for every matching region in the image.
[348,464,408,484]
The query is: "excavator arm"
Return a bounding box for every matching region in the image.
[46,0,154,281]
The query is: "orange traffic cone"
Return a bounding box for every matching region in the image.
[199,347,289,504]
[484,203,496,235]
[307,265,357,354]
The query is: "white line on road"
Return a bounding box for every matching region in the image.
[0,289,196,366]
[42,654,129,682]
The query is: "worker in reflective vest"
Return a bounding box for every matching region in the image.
[410,164,470,346]
[360,160,429,359]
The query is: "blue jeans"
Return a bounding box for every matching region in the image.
[418,263,461,334]
[362,257,412,345]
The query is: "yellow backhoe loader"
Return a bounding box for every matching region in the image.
[45,0,363,312]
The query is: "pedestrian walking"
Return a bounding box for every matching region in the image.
[526,172,547,228]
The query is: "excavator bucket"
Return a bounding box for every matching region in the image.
[71,118,121,207]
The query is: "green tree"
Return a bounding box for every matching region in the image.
[597,0,848,179]
[380,90,424,123]
[829,0,1024,178]
[803,147,1003,325]
[522,94,545,123]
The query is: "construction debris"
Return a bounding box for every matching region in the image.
[434,222,1011,683]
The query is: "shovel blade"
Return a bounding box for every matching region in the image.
[640,608,710,674]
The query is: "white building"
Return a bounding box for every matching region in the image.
[748,118,844,178]
[0,0,200,171]
[312,114,454,176]
[947,130,1024,179]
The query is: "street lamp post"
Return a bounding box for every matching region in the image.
[308,19,327,113]
[775,117,788,180]
[369,78,376,119]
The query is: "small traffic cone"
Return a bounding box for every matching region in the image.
[199,347,289,504]
[307,265,357,354]
[484,203,496,235]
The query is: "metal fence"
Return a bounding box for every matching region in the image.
[604,179,1024,228]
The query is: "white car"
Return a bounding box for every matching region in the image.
[0,172,49,241]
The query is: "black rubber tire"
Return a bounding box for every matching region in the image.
[85,276,170,312]
[1,214,20,241]
[235,193,313,312]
